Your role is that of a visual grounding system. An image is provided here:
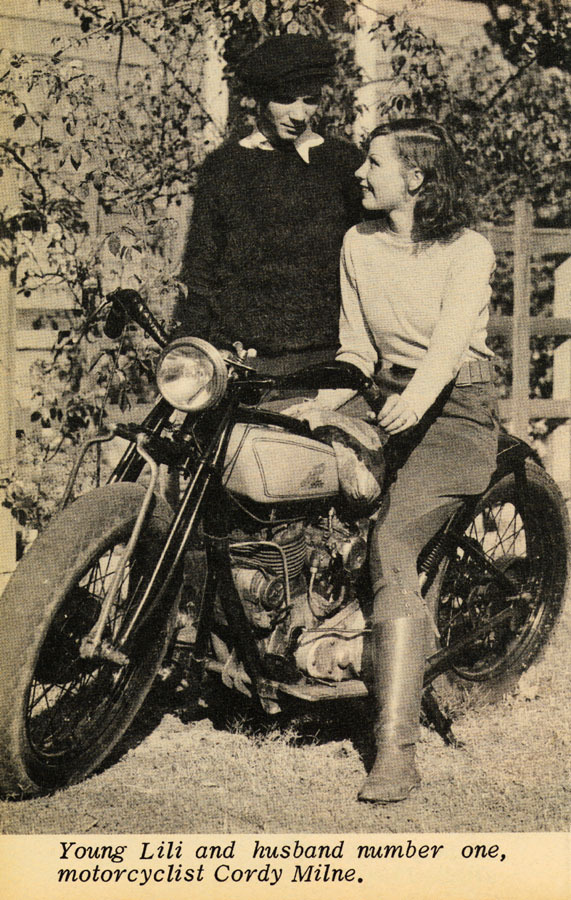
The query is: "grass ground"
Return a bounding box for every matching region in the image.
[1,594,569,835]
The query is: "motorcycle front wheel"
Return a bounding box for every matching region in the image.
[0,483,177,797]
[434,459,570,683]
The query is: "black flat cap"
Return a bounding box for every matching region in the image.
[236,34,336,98]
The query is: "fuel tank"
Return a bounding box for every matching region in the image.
[223,423,339,504]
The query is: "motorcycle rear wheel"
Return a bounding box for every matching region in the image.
[434,459,570,682]
[0,484,176,797]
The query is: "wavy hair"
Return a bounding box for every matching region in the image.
[366,118,475,242]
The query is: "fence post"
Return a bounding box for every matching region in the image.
[353,1,380,143]
[550,258,571,499]
[202,13,228,149]
[511,199,533,440]
[0,170,18,593]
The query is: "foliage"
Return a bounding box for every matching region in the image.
[342,2,571,225]
[0,429,106,542]
[361,10,452,122]
[27,315,159,442]
[1,0,570,530]
[0,2,212,455]
[446,47,571,225]
[484,0,571,72]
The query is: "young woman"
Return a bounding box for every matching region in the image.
[300,118,499,803]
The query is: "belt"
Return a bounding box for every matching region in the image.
[390,359,493,386]
[454,359,494,386]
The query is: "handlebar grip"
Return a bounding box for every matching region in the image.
[103,300,127,339]
[105,289,169,348]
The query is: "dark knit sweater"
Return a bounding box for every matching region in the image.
[175,137,363,355]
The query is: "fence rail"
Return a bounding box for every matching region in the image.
[1,200,570,590]
[12,201,571,445]
[484,200,571,499]
[488,316,571,338]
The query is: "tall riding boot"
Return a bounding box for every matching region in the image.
[358,613,428,803]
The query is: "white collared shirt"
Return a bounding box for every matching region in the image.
[239,127,324,164]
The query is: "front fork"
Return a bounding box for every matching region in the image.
[78,405,269,710]
[80,434,161,663]
[79,407,232,663]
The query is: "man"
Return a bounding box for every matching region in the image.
[174,33,362,374]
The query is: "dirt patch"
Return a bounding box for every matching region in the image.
[1,604,569,835]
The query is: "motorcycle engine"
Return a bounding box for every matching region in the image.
[229,511,369,682]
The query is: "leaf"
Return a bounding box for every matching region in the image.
[119,389,130,412]
[69,147,82,170]
[108,234,121,257]
[13,114,26,130]
[250,0,266,23]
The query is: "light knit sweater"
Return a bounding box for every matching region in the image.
[335,222,496,419]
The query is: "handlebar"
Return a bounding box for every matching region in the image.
[103,288,382,403]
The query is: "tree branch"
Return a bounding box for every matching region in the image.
[484,54,537,111]
[115,0,126,84]
[49,0,221,137]
[0,142,47,209]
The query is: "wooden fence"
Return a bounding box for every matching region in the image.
[1,199,570,589]
[482,200,571,498]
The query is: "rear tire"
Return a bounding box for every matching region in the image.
[434,460,570,683]
[0,484,177,796]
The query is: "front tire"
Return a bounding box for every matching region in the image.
[434,460,570,682]
[0,484,177,796]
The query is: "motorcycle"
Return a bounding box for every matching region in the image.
[0,288,569,797]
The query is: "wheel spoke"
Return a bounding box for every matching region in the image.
[0,485,180,795]
[25,540,156,763]
[434,466,567,681]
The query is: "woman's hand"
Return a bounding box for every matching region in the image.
[376,394,419,434]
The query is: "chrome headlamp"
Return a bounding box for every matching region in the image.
[156,338,228,412]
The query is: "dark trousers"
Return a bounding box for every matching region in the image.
[369,378,499,619]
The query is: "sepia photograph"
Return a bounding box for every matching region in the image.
[0,1,569,896]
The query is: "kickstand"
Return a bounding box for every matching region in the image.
[421,685,463,748]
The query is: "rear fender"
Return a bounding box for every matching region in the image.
[491,429,542,485]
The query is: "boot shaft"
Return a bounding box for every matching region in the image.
[368,616,428,746]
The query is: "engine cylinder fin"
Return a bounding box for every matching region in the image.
[230,537,306,579]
